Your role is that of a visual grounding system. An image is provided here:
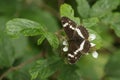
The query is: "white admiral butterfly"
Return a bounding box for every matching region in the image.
[61,17,92,64]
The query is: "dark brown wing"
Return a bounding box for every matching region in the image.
[61,17,76,39]
[77,26,89,39]
[61,17,91,64]
[67,40,90,64]
[81,40,91,53]
[67,40,82,64]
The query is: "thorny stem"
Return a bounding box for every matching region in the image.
[0,53,43,80]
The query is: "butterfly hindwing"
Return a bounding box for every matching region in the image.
[77,26,89,39]
[67,41,82,64]
[82,40,91,53]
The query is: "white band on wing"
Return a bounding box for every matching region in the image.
[75,28,84,39]
[63,23,69,27]
[74,40,85,55]
[69,25,84,39]
[68,53,74,58]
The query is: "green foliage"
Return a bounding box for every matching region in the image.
[88,29,102,49]
[30,56,80,80]
[105,50,120,79]
[58,65,79,80]
[76,0,90,18]
[82,17,99,28]
[6,18,45,37]
[44,32,59,49]
[37,35,45,45]
[60,3,80,24]
[90,0,120,17]
[102,13,120,37]
[30,56,62,80]
[0,0,120,80]
[20,8,59,33]
[8,69,31,80]
[0,17,28,67]
[0,17,13,67]
[30,59,56,80]
[6,18,59,49]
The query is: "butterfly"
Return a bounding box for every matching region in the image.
[61,17,92,64]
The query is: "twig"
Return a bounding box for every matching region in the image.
[101,74,107,80]
[58,0,65,8]
[0,53,42,80]
[35,1,60,19]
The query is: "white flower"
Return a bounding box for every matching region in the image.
[90,43,96,47]
[63,46,68,52]
[92,51,99,59]
[85,53,89,55]
[62,40,68,46]
[89,34,96,41]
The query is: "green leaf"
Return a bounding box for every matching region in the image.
[0,17,14,67]
[108,77,120,80]
[0,17,29,67]
[6,18,45,38]
[58,65,80,80]
[20,7,59,33]
[82,17,99,27]
[30,71,39,80]
[60,3,80,24]
[90,0,120,17]
[30,57,60,80]
[0,33,28,67]
[89,22,114,47]
[105,50,120,79]
[37,35,45,45]
[11,36,28,58]
[111,24,120,37]
[30,59,53,80]
[76,54,108,80]
[44,32,59,49]
[102,13,120,37]
[0,0,16,15]
[8,70,31,80]
[0,35,15,67]
[101,13,114,24]
[6,18,59,48]
[110,13,120,37]
[76,0,90,18]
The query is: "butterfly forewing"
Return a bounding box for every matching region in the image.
[61,17,77,39]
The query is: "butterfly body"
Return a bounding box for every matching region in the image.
[61,17,91,64]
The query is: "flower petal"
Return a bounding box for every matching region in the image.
[92,51,98,59]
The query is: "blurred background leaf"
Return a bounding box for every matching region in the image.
[101,12,120,38]
[20,7,60,33]
[60,3,80,24]
[0,17,28,67]
[6,18,45,38]
[76,0,90,18]
[104,50,120,79]
[90,0,120,17]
